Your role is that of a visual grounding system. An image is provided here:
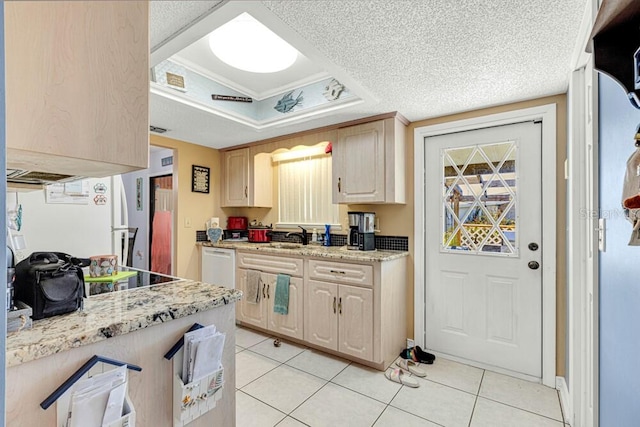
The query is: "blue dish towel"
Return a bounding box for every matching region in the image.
[273,274,290,315]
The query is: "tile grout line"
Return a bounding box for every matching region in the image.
[467,369,485,427]
[478,396,566,424]
[235,389,289,425]
[239,347,352,424]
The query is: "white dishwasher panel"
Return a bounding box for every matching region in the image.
[201,247,236,288]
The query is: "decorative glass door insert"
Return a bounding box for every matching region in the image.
[441,141,517,256]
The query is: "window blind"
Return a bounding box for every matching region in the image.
[278,155,339,226]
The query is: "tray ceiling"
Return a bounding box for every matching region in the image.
[150,0,590,149]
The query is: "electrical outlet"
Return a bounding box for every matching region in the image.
[407,338,415,349]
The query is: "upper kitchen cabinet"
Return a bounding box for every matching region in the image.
[221,148,272,207]
[332,116,406,204]
[5,1,149,178]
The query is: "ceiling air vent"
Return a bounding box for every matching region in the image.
[150,125,168,133]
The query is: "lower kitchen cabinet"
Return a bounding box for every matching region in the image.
[236,252,304,340]
[235,249,407,370]
[306,280,373,361]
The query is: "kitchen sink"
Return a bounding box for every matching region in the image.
[268,242,303,249]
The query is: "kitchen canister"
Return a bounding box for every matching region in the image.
[89,255,118,277]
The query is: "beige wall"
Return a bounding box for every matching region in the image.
[154,94,567,375]
[150,134,223,281]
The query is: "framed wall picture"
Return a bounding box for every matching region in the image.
[192,165,210,193]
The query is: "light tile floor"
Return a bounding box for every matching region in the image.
[235,326,567,427]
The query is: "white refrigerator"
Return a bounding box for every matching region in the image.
[7,176,131,264]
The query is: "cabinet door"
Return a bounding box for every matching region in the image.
[333,121,385,203]
[305,280,338,351]
[338,285,373,361]
[5,1,149,177]
[263,273,304,340]
[222,149,249,207]
[236,269,267,328]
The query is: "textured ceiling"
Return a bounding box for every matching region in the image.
[149,0,589,149]
[150,1,224,50]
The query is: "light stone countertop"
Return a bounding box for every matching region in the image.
[6,279,242,367]
[201,241,409,262]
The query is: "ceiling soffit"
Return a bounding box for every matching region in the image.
[150,1,377,130]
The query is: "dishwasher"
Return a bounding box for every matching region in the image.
[201,247,235,288]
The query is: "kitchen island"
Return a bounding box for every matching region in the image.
[6,277,241,426]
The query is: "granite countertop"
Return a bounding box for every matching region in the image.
[6,279,242,367]
[201,241,409,262]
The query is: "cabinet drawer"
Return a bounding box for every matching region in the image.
[237,252,303,277]
[308,260,373,287]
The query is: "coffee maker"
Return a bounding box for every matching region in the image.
[358,212,376,251]
[347,212,360,250]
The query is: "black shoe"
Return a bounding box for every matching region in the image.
[399,347,434,364]
[414,346,436,363]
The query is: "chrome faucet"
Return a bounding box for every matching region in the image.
[286,225,308,245]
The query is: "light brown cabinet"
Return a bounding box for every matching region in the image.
[5,1,150,177]
[306,279,374,361]
[221,148,272,207]
[306,260,375,361]
[235,249,407,370]
[236,252,303,340]
[332,117,406,204]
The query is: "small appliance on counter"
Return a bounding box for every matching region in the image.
[248,223,273,243]
[358,212,376,251]
[347,212,360,250]
[223,216,249,242]
[222,229,248,241]
[227,216,248,230]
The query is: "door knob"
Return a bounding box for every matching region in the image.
[528,242,539,251]
[528,261,540,270]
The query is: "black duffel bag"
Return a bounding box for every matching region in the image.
[14,252,90,320]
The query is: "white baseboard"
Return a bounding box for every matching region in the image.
[556,376,572,426]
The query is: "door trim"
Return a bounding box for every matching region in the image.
[414,103,557,387]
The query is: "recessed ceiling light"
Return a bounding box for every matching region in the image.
[208,12,298,73]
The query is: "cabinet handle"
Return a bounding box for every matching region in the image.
[333,297,336,314]
[245,186,248,198]
[262,283,266,299]
[330,270,346,275]
[267,284,270,299]
[338,177,341,193]
[338,297,342,314]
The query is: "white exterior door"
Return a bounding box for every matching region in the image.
[424,121,542,377]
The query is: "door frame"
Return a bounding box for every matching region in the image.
[414,103,557,387]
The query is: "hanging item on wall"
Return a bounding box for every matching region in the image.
[274,90,303,113]
[621,128,640,244]
[166,71,186,91]
[323,79,345,101]
[46,181,90,204]
[211,94,253,103]
[192,165,210,194]
[94,194,108,205]
[136,177,143,211]
[93,182,107,194]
